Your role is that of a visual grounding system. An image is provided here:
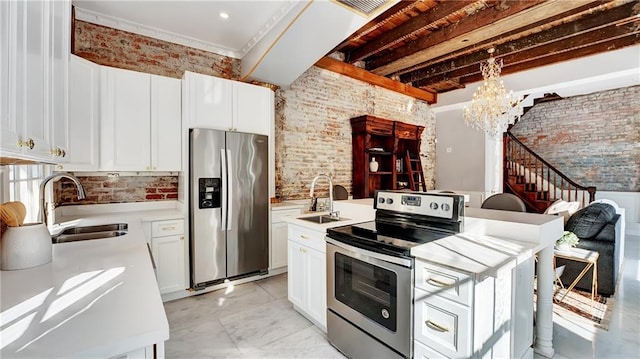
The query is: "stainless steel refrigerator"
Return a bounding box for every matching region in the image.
[189,128,269,290]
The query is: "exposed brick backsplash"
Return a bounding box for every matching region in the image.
[275,66,436,200]
[510,85,640,192]
[54,176,179,206]
[73,20,240,80]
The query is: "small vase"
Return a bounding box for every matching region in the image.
[369,157,379,172]
[556,243,571,252]
[1,223,52,270]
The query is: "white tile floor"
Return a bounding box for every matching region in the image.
[164,235,640,358]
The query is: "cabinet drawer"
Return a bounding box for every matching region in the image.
[272,208,303,223]
[288,225,326,253]
[395,121,418,139]
[414,288,471,358]
[414,340,449,359]
[415,260,472,306]
[151,219,184,237]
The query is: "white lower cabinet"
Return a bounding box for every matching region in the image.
[150,219,187,294]
[109,344,160,359]
[287,223,326,331]
[271,207,303,269]
[413,259,517,359]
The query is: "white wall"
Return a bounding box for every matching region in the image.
[596,191,640,236]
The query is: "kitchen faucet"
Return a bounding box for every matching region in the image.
[309,174,339,218]
[38,173,86,226]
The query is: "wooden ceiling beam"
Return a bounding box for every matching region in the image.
[345,0,476,62]
[314,56,437,104]
[405,1,639,85]
[332,1,425,53]
[399,0,628,81]
[458,34,640,85]
[369,0,604,76]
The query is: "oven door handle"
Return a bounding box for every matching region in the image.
[326,237,412,268]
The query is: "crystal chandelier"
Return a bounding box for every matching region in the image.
[464,48,523,137]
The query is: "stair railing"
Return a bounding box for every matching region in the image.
[504,132,596,209]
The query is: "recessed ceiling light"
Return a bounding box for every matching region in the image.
[219,12,229,19]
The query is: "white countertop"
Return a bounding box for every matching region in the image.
[0,210,173,358]
[411,208,563,275]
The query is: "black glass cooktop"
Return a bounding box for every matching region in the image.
[327,220,455,258]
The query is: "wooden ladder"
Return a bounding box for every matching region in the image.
[405,150,426,192]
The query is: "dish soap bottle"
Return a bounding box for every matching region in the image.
[370,157,379,172]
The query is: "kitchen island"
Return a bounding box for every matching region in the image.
[0,209,175,358]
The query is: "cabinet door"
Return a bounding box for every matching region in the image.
[271,221,288,269]
[152,234,186,294]
[47,0,70,163]
[287,240,305,308]
[21,0,51,159]
[150,75,181,171]
[183,71,232,130]
[233,81,272,135]
[63,55,100,171]
[0,0,19,156]
[101,66,151,170]
[306,247,327,330]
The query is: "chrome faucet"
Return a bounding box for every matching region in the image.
[39,173,86,226]
[310,174,339,218]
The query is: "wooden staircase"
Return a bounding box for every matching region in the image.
[504,132,596,213]
[405,150,426,192]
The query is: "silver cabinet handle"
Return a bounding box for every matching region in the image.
[161,226,176,231]
[426,320,450,332]
[300,235,309,239]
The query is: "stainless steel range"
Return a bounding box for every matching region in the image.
[326,190,465,359]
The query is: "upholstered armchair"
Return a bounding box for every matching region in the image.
[557,202,623,296]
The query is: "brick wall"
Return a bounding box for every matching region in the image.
[74,20,240,79]
[275,66,436,200]
[55,176,178,205]
[510,85,640,191]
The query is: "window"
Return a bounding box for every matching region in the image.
[3,165,50,223]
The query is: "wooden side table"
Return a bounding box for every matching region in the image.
[553,247,599,304]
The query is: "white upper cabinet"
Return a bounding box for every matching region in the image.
[151,75,182,171]
[182,71,273,136]
[234,81,272,136]
[100,66,181,171]
[47,0,71,163]
[101,66,151,171]
[0,0,70,162]
[183,71,232,130]
[61,55,100,171]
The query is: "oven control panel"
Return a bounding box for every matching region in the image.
[375,191,459,219]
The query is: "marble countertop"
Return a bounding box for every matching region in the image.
[0,210,174,358]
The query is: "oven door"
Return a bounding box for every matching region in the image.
[326,237,413,358]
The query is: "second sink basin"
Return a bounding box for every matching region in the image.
[52,223,129,243]
[53,230,128,243]
[298,215,348,224]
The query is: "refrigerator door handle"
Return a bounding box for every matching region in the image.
[226,149,233,229]
[220,148,228,231]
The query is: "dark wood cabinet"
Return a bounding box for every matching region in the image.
[351,115,424,199]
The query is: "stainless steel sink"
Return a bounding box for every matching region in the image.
[298,215,348,224]
[52,223,128,243]
[52,230,128,243]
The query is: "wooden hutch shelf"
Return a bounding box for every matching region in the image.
[350,115,425,199]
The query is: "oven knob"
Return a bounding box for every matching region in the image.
[378,197,385,203]
[381,308,390,319]
[386,198,393,204]
[429,202,439,210]
[442,203,451,211]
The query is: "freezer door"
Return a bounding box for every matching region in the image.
[190,128,227,286]
[226,132,269,277]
